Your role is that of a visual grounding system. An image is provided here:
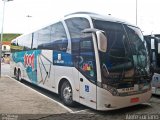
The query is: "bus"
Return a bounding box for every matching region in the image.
[10,12,151,110]
[144,34,160,95]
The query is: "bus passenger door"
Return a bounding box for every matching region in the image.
[78,38,97,109]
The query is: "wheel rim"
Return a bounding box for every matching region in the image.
[63,85,72,102]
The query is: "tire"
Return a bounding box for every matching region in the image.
[14,68,17,78]
[17,70,22,81]
[60,81,75,106]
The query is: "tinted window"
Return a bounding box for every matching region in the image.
[17,37,24,49]
[23,34,32,50]
[50,22,68,52]
[32,31,38,49]
[93,20,134,87]
[66,17,97,81]
[65,17,91,54]
[65,17,90,38]
[37,26,51,47]
[12,34,32,51]
[79,37,97,80]
[124,25,149,73]
[37,22,68,52]
[94,20,129,72]
[50,22,67,41]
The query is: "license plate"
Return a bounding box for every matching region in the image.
[130,97,139,103]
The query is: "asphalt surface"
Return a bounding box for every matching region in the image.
[0,76,70,114]
[1,63,160,120]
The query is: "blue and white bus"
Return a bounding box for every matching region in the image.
[11,12,151,110]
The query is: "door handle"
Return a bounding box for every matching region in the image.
[80,78,83,82]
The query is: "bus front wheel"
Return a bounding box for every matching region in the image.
[60,80,75,106]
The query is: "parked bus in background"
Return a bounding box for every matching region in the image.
[10,12,151,110]
[144,34,160,95]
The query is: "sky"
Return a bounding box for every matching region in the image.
[0,0,160,35]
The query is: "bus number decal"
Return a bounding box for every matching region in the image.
[24,53,34,69]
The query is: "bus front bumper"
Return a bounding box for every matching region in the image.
[97,88,152,111]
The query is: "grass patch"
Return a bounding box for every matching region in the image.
[2,33,21,42]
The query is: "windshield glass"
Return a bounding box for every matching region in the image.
[93,19,149,90]
[124,25,149,76]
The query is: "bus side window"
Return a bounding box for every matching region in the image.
[37,26,51,50]
[79,38,96,80]
[50,22,68,52]
[65,17,97,81]
[32,31,38,49]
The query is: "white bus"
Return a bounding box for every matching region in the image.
[10,12,151,110]
[144,34,160,95]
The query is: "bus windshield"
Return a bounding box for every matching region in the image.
[93,19,150,90]
[124,25,149,76]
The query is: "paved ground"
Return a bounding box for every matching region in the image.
[0,76,101,120]
[1,76,160,120]
[0,76,70,114]
[1,63,160,120]
[1,63,10,76]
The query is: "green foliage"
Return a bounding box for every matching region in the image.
[2,33,21,42]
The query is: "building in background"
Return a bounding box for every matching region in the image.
[2,41,10,57]
[1,34,21,63]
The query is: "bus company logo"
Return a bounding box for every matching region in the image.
[24,54,34,69]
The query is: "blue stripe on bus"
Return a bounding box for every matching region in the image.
[53,51,73,66]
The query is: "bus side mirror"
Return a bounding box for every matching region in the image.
[96,31,107,52]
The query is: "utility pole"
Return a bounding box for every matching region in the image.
[0,0,13,78]
[136,0,138,25]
